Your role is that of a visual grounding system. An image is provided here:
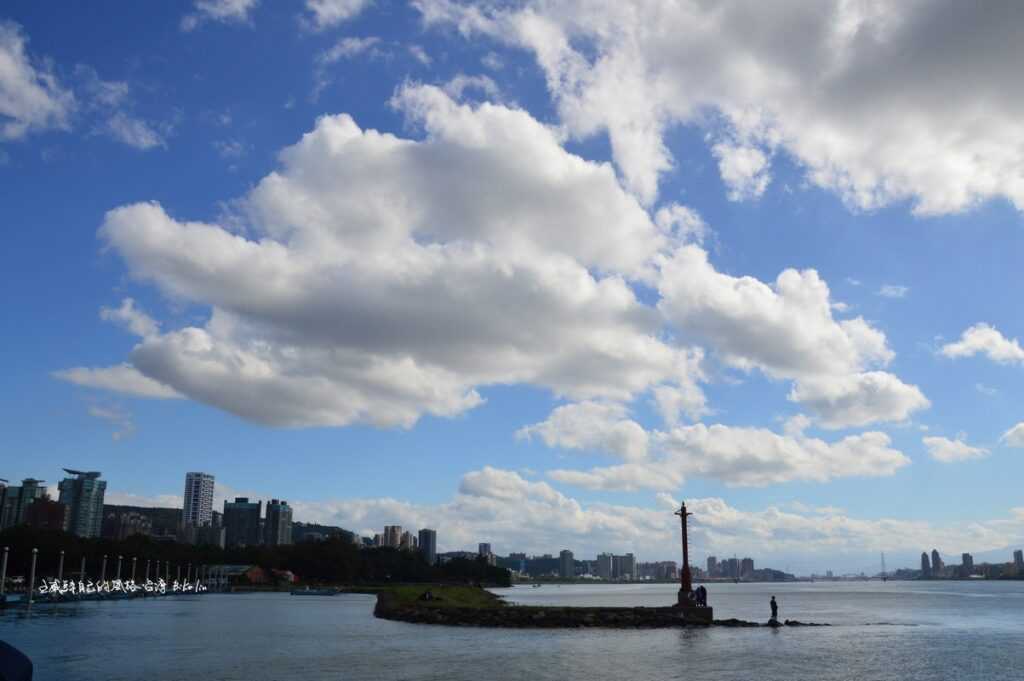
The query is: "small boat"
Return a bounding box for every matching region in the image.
[290,586,339,596]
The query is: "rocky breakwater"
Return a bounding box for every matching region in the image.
[372,587,828,629]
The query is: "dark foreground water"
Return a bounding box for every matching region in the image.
[2,581,1023,680]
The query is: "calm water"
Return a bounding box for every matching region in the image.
[2,582,1023,680]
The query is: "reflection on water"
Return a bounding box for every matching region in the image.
[1,582,1022,681]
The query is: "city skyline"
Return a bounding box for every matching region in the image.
[4,465,1022,578]
[4,1,1024,575]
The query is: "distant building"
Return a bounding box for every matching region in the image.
[1,479,47,529]
[437,551,478,565]
[264,499,293,546]
[400,530,416,550]
[559,549,574,578]
[707,556,717,576]
[58,470,106,538]
[1014,550,1023,573]
[595,553,613,580]
[931,549,944,575]
[373,533,384,547]
[183,472,215,527]
[102,510,152,540]
[207,564,268,591]
[961,553,974,576]
[184,523,225,548]
[25,497,68,531]
[740,557,755,579]
[384,525,403,548]
[102,504,181,539]
[637,561,678,580]
[622,553,636,580]
[478,543,492,557]
[223,497,262,547]
[920,551,931,576]
[418,529,437,565]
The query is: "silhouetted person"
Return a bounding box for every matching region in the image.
[770,595,778,621]
[697,585,707,607]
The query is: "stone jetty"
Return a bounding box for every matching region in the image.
[372,588,827,629]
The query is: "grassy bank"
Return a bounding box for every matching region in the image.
[371,584,505,609]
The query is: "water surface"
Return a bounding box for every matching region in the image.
[1,582,1022,680]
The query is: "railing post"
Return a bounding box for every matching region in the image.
[57,550,65,582]
[131,556,137,582]
[0,546,8,596]
[79,555,86,581]
[116,555,123,581]
[27,548,38,606]
[145,559,150,583]
[100,554,107,584]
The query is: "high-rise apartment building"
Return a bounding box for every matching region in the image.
[58,470,106,538]
[707,556,717,576]
[264,499,293,546]
[931,549,944,574]
[595,553,613,580]
[25,498,68,531]
[418,529,437,565]
[383,525,403,548]
[1014,549,1023,572]
[223,497,262,547]
[0,478,47,529]
[183,472,215,527]
[740,557,755,578]
[559,550,574,578]
[920,552,931,576]
[478,543,492,557]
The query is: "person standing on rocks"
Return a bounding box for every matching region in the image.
[770,596,779,622]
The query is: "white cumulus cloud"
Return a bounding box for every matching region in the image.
[941,323,1024,365]
[419,0,1024,215]
[63,85,700,428]
[923,435,989,463]
[0,21,75,140]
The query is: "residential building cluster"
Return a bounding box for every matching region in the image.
[369,525,439,565]
[918,548,1024,579]
[0,469,295,551]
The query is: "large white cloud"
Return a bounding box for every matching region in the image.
[941,323,1024,365]
[419,0,1024,215]
[657,245,927,427]
[516,401,650,462]
[62,85,703,428]
[546,419,910,491]
[788,372,929,430]
[0,21,74,140]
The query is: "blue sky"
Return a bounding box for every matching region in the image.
[3,0,1024,574]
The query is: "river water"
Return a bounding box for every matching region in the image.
[1,581,1022,680]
